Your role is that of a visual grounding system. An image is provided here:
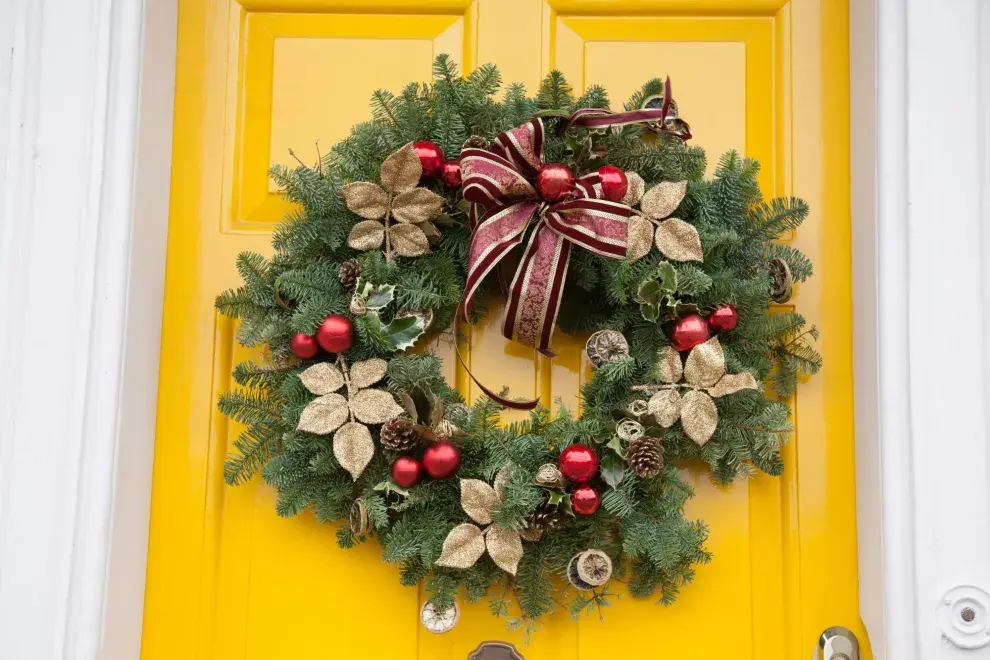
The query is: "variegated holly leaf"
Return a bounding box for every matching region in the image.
[640,180,687,220]
[297,393,348,435]
[460,479,498,525]
[684,337,725,388]
[486,525,523,575]
[380,144,422,194]
[392,187,444,224]
[437,523,487,569]
[680,390,718,446]
[334,421,375,480]
[353,280,395,312]
[349,388,404,425]
[648,389,681,428]
[390,222,430,257]
[299,362,345,395]
[657,347,683,383]
[341,182,389,220]
[347,220,386,252]
[368,313,428,351]
[349,358,388,389]
[626,216,653,262]
[655,219,703,262]
[708,372,758,398]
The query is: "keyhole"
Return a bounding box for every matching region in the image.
[961,607,976,623]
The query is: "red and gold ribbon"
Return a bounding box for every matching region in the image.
[461,119,631,356]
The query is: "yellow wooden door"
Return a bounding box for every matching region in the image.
[142,0,866,658]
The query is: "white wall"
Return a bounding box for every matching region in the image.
[0,0,175,658]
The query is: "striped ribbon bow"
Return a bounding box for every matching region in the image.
[460,118,631,355]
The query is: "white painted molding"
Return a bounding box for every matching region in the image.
[855,0,990,658]
[0,0,175,658]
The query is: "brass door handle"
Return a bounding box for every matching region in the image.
[817,626,860,660]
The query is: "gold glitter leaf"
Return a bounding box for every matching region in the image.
[418,221,442,245]
[392,188,444,224]
[348,358,388,389]
[486,525,523,575]
[493,465,512,500]
[684,337,725,388]
[333,421,375,480]
[708,372,758,398]
[648,389,682,428]
[381,144,422,194]
[626,215,654,262]
[640,180,687,220]
[622,171,645,206]
[297,393,348,435]
[347,220,386,252]
[680,390,718,446]
[349,388,404,425]
[341,182,389,220]
[655,219,703,262]
[299,362,344,395]
[391,223,430,257]
[437,523,487,569]
[657,347,683,383]
[460,479,498,525]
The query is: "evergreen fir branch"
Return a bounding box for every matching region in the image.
[215,287,254,319]
[536,70,574,110]
[218,389,281,427]
[224,424,281,485]
[747,196,810,239]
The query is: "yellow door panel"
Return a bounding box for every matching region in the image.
[144,0,865,658]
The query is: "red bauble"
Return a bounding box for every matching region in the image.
[598,165,628,202]
[290,332,319,359]
[391,456,424,488]
[669,314,711,352]
[422,440,462,479]
[559,444,599,483]
[571,484,601,516]
[440,159,462,188]
[708,305,740,333]
[316,313,354,353]
[536,163,575,202]
[413,140,444,178]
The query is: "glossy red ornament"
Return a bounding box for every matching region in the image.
[571,484,601,516]
[559,444,599,483]
[413,140,444,178]
[669,314,711,352]
[440,159,462,188]
[597,165,628,202]
[536,163,575,202]
[422,439,461,479]
[290,332,319,359]
[391,456,424,488]
[316,313,354,353]
[708,305,740,333]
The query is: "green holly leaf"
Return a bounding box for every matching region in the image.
[379,314,427,351]
[654,261,678,293]
[636,280,665,306]
[641,303,660,323]
[374,480,410,498]
[600,452,625,490]
[606,435,627,459]
[547,491,567,506]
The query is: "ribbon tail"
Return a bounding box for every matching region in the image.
[502,221,571,356]
[462,201,540,322]
[453,339,540,411]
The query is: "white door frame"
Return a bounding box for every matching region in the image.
[1,0,982,658]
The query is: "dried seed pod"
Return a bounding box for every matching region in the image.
[585,329,629,368]
[349,499,369,535]
[769,257,793,303]
[534,463,565,488]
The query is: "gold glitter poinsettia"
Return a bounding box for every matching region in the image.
[342,144,444,259]
[640,338,757,445]
[436,467,524,575]
[627,180,703,263]
[296,357,404,479]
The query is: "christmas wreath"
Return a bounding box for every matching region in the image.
[216,56,820,633]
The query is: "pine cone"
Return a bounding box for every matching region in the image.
[627,436,663,479]
[461,135,489,151]
[380,418,420,452]
[532,500,562,531]
[338,258,361,291]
